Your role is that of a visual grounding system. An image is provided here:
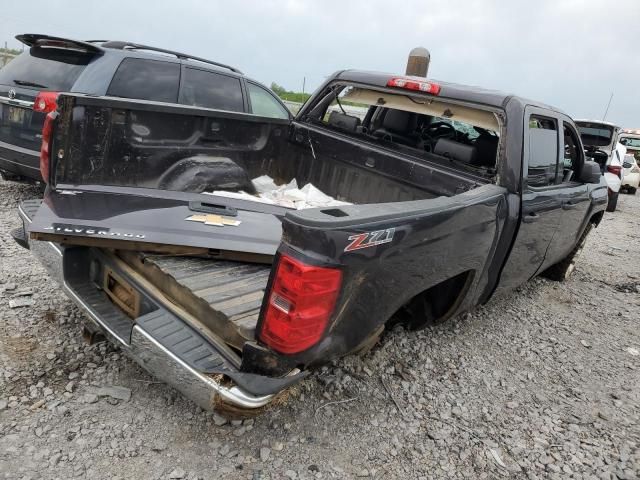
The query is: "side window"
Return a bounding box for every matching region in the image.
[179,68,244,112]
[107,58,180,103]
[562,123,582,182]
[247,83,289,119]
[528,115,558,187]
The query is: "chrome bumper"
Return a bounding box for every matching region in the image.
[18,206,275,411]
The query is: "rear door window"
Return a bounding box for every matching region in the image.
[107,58,180,103]
[247,82,289,119]
[178,68,244,112]
[528,115,559,187]
[0,47,91,90]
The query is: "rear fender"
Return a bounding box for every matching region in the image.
[258,184,509,366]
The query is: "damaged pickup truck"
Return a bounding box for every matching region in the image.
[14,69,608,413]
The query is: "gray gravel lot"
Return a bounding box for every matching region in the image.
[1,178,639,480]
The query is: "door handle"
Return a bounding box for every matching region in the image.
[562,202,577,210]
[522,212,540,223]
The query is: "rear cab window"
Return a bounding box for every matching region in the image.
[107,58,180,103]
[306,84,501,180]
[0,47,92,91]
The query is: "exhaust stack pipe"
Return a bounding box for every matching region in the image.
[406,47,430,78]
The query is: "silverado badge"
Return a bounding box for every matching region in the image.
[185,214,241,227]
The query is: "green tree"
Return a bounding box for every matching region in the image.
[270,82,287,96]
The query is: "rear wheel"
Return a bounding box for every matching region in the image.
[606,191,619,212]
[542,223,592,282]
[0,170,24,182]
[628,187,637,195]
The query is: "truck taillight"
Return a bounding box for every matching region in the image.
[33,91,59,113]
[259,254,342,355]
[386,77,441,95]
[40,112,56,183]
[607,165,622,178]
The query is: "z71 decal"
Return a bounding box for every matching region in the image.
[344,228,395,252]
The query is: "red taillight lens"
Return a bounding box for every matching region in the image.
[607,165,622,178]
[259,254,342,355]
[386,77,441,95]
[33,91,59,113]
[40,112,56,183]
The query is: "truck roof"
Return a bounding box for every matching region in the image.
[331,69,567,114]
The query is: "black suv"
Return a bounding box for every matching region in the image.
[0,34,290,182]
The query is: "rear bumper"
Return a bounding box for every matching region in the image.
[621,172,640,189]
[0,140,40,181]
[16,202,280,411]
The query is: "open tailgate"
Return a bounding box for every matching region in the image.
[29,188,284,262]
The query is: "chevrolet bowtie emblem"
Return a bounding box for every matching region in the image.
[185,214,241,227]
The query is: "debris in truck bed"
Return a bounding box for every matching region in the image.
[205,175,352,210]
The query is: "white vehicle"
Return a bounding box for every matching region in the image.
[620,130,640,159]
[575,120,624,212]
[622,153,640,194]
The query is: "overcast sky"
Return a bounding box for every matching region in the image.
[2,0,638,126]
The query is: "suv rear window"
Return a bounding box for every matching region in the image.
[107,58,180,103]
[576,123,614,147]
[0,47,91,91]
[179,67,244,112]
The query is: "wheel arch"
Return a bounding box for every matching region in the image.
[391,269,476,330]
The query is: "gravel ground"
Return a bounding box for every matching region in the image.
[1,178,639,480]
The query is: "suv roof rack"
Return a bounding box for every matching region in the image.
[93,40,242,74]
[16,34,104,55]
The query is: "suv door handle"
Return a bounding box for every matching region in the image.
[562,202,577,210]
[522,212,539,223]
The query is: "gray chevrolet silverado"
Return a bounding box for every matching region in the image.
[14,68,607,414]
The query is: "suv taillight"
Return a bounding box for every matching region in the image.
[607,165,622,178]
[259,254,342,355]
[40,112,56,183]
[33,91,59,113]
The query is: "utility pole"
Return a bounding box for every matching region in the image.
[602,92,614,121]
[302,77,306,95]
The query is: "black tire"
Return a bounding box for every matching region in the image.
[606,191,619,212]
[542,223,592,282]
[0,170,24,182]
[628,187,637,195]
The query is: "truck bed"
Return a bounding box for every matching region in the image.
[118,252,269,347]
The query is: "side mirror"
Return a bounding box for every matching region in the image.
[623,162,633,169]
[585,149,608,163]
[579,161,603,184]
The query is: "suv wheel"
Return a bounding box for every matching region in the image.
[0,170,24,182]
[606,191,619,212]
